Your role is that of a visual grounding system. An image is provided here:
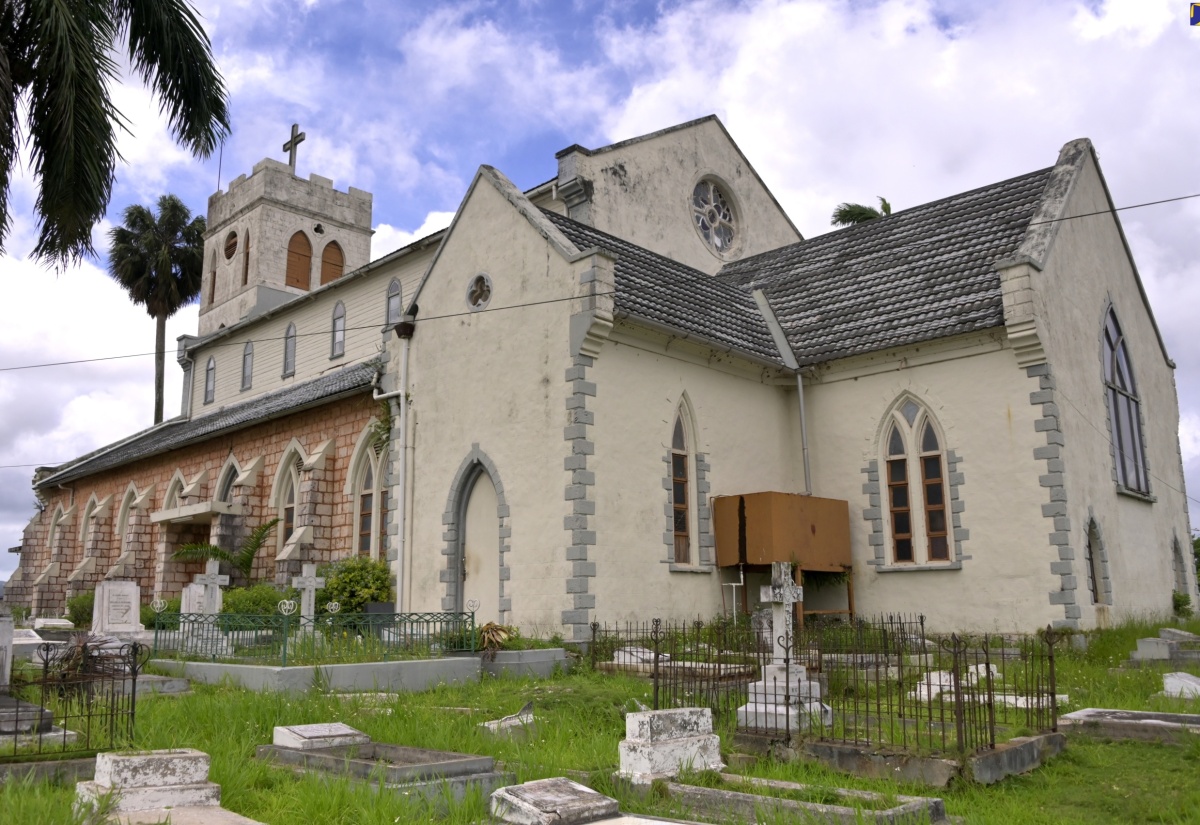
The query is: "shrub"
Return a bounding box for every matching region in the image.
[222,584,297,615]
[316,557,393,614]
[65,590,95,628]
[1173,590,1193,618]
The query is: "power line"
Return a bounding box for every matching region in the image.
[1,185,1198,374]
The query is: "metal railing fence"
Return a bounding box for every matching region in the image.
[152,611,476,665]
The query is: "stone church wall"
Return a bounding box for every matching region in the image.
[9,392,378,617]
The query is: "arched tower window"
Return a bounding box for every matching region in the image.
[286,232,312,290]
[203,357,216,405]
[1102,308,1149,494]
[331,301,346,358]
[282,323,296,377]
[320,241,344,285]
[386,279,402,325]
[208,251,217,306]
[241,342,253,391]
[883,399,950,564]
[241,230,251,286]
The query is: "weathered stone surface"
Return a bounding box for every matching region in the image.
[1060,708,1200,742]
[625,707,712,742]
[618,709,724,783]
[94,749,210,789]
[1133,637,1173,660]
[92,580,145,634]
[272,722,370,751]
[33,618,73,631]
[1163,672,1200,699]
[77,779,222,812]
[968,733,1065,785]
[611,646,669,665]
[491,777,618,825]
[0,613,12,688]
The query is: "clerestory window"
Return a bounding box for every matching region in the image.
[283,323,296,377]
[331,301,346,358]
[386,279,402,326]
[203,357,215,404]
[241,342,253,391]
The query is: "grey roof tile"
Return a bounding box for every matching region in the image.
[542,211,781,363]
[38,360,380,487]
[719,168,1054,365]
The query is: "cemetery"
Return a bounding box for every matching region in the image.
[0,567,1199,824]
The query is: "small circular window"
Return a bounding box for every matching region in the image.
[691,179,736,254]
[466,273,492,311]
[223,231,238,260]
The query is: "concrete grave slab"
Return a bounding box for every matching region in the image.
[491,777,619,825]
[33,618,73,632]
[1060,707,1200,742]
[77,748,222,813]
[618,708,724,784]
[1162,672,1200,699]
[273,722,370,750]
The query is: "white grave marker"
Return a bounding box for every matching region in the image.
[273,722,370,751]
[760,561,802,664]
[291,563,326,628]
[92,580,145,634]
[193,560,229,615]
[0,612,12,689]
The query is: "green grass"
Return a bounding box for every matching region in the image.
[4,618,1200,824]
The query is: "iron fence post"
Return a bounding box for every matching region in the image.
[652,618,661,710]
[590,622,599,669]
[281,612,290,668]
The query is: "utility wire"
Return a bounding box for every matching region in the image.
[1,187,1198,374]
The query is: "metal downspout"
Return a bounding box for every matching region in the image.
[752,289,811,494]
[373,322,413,610]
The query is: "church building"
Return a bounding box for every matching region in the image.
[5,116,1194,636]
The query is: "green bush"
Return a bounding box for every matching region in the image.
[142,596,181,629]
[316,557,393,614]
[65,590,95,628]
[1173,590,1194,618]
[222,584,297,615]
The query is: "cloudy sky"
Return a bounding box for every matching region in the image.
[2,0,1199,579]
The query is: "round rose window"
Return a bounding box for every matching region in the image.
[692,179,736,253]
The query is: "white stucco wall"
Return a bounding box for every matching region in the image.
[1030,150,1193,624]
[558,118,801,275]
[586,327,799,623]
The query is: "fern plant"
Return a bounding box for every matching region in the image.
[171,518,279,587]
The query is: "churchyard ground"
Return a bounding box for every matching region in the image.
[3,616,1199,824]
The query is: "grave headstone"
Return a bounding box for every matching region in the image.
[273,722,370,751]
[92,579,145,634]
[180,582,206,615]
[480,700,536,738]
[491,777,619,825]
[0,612,11,690]
[291,563,326,630]
[194,560,229,614]
[617,707,724,784]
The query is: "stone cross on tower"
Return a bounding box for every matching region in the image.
[282,123,306,171]
[291,563,325,627]
[760,561,803,666]
[193,560,229,615]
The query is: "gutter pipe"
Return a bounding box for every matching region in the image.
[752,290,811,495]
[373,321,414,610]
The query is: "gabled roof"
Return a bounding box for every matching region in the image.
[37,361,380,488]
[719,167,1054,366]
[543,211,781,364]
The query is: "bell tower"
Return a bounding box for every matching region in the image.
[198,125,373,336]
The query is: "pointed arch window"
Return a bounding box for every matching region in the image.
[203,357,215,404]
[241,342,253,391]
[283,323,296,377]
[286,232,312,290]
[386,279,402,326]
[217,466,237,504]
[1102,309,1149,494]
[331,301,346,358]
[320,241,344,285]
[670,413,692,565]
[279,461,299,543]
[883,401,951,565]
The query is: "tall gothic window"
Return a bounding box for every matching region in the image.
[286,232,312,290]
[283,323,297,377]
[1103,309,1149,494]
[884,400,950,564]
[208,251,216,306]
[203,357,215,404]
[320,241,345,285]
[217,466,237,504]
[241,230,251,286]
[279,461,299,544]
[331,301,346,358]
[671,413,691,565]
[241,342,253,391]
[386,279,402,325]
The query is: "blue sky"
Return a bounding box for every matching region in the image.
[3,0,1200,577]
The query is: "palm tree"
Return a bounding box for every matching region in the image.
[172,519,280,589]
[831,196,893,227]
[0,0,229,268]
[108,194,205,424]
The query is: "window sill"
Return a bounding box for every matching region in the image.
[1116,486,1156,504]
[876,562,962,573]
[330,353,345,361]
[667,563,715,574]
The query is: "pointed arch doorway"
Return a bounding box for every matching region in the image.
[442,446,511,624]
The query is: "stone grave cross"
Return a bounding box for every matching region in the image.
[193,560,229,615]
[292,563,325,627]
[282,123,305,171]
[760,561,802,665]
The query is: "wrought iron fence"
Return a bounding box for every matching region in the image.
[151,611,476,665]
[590,614,1063,757]
[2,639,148,761]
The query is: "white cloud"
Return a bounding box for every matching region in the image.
[372,212,456,259]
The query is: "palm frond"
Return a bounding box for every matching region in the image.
[830,202,884,227]
[232,519,279,578]
[171,543,233,565]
